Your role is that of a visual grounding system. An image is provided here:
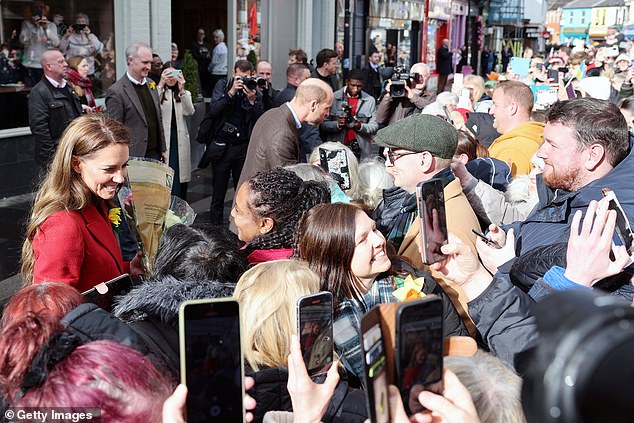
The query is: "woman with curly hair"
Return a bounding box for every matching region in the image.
[231,167,330,265]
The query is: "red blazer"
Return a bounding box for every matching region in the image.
[33,201,129,292]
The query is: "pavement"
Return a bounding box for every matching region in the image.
[0,165,234,309]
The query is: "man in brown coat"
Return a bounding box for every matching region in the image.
[236,78,333,188]
[373,114,480,333]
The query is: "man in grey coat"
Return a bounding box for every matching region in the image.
[320,69,379,160]
[106,42,166,161]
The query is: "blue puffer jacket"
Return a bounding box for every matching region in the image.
[503,139,634,258]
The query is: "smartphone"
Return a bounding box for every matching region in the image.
[547,69,559,83]
[416,179,448,265]
[601,188,634,255]
[319,148,351,190]
[395,297,444,415]
[360,307,391,423]
[442,105,454,125]
[297,292,334,378]
[168,69,183,78]
[471,228,502,249]
[179,299,245,423]
[81,273,135,312]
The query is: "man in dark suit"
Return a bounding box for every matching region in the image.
[436,38,452,93]
[206,59,264,225]
[361,50,383,100]
[273,63,310,107]
[28,49,82,166]
[237,78,333,189]
[106,42,166,161]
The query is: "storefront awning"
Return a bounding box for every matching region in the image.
[562,27,588,34]
[589,25,608,38]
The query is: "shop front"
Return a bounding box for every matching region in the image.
[424,0,451,72]
[366,0,425,70]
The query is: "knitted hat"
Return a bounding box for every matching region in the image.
[374,114,458,159]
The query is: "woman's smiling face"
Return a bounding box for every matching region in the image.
[72,143,129,200]
[350,210,391,292]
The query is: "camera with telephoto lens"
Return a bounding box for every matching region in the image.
[256,77,267,89]
[341,100,356,128]
[389,66,420,99]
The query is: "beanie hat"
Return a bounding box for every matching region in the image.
[374,114,458,159]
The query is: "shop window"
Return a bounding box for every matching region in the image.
[0,0,114,131]
[235,0,261,62]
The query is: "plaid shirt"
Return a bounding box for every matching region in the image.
[333,277,398,379]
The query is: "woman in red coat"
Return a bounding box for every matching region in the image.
[21,114,142,292]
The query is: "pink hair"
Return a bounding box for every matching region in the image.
[16,340,174,422]
[1,282,83,328]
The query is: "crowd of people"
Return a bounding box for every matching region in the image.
[4,11,634,423]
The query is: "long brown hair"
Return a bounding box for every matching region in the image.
[21,114,130,284]
[295,203,367,311]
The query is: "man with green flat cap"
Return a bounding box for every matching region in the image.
[373,114,480,329]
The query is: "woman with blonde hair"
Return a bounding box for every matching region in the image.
[21,114,142,292]
[233,259,368,422]
[463,74,492,112]
[157,66,195,199]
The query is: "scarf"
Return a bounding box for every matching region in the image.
[65,68,95,107]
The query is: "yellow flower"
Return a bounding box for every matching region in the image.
[393,275,427,301]
[148,81,156,90]
[109,207,122,227]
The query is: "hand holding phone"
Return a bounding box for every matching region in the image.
[319,148,351,191]
[471,229,501,249]
[360,307,391,423]
[395,297,444,415]
[297,292,334,378]
[287,334,340,423]
[564,198,632,287]
[416,179,448,265]
[179,299,245,423]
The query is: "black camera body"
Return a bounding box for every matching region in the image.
[72,24,87,33]
[389,66,421,99]
[521,289,634,423]
[238,76,267,91]
[341,101,356,128]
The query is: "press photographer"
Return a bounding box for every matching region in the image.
[376,62,435,126]
[200,59,265,225]
[320,69,378,160]
[255,60,280,110]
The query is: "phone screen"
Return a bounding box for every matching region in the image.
[297,292,334,377]
[361,318,390,423]
[417,179,448,265]
[180,300,244,423]
[319,148,351,190]
[396,298,444,415]
[548,68,559,83]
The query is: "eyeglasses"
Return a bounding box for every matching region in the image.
[385,148,419,163]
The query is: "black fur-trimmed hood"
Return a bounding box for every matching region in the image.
[113,275,235,326]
